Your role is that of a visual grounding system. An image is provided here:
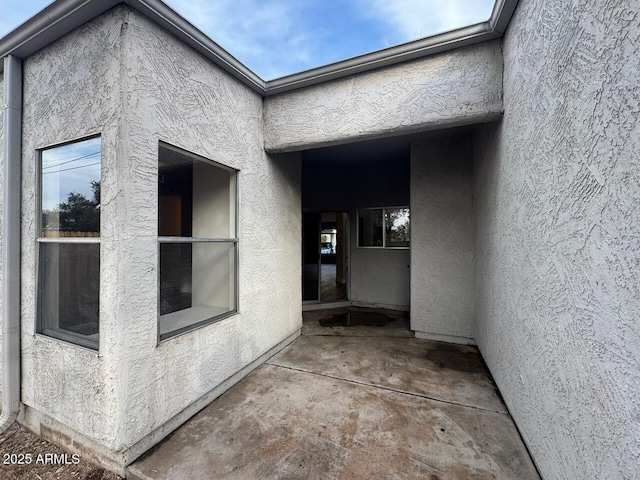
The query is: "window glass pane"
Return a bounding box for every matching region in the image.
[358,209,383,247]
[41,137,101,237]
[159,241,236,340]
[321,229,336,255]
[158,144,238,340]
[158,145,235,238]
[38,242,100,349]
[385,208,410,247]
[159,243,193,315]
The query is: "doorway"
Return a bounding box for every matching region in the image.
[302,211,348,303]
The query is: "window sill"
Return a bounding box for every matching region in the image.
[36,330,98,352]
[158,306,237,343]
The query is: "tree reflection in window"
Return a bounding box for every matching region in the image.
[42,181,100,234]
[41,137,101,237]
[385,207,410,247]
[358,207,410,248]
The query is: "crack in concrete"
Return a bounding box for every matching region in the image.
[266,362,509,415]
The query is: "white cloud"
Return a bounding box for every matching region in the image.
[166,0,496,78]
[362,0,495,41]
[166,0,316,79]
[0,0,498,80]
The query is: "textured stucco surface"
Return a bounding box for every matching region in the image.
[473,0,640,478]
[349,160,410,308]
[349,245,410,308]
[113,7,301,452]
[264,41,503,153]
[9,0,638,476]
[18,5,301,467]
[20,10,124,451]
[411,137,474,341]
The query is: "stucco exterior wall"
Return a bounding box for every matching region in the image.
[473,0,640,478]
[411,137,474,342]
[17,6,300,470]
[349,245,410,308]
[349,162,410,308]
[113,7,301,453]
[20,8,124,452]
[263,41,503,153]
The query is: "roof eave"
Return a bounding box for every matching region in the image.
[265,22,498,96]
[0,0,519,96]
[125,0,265,93]
[0,0,120,63]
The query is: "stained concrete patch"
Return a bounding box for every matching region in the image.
[127,364,538,480]
[269,335,506,413]
[303,307,413,337]
[319,311,395,327]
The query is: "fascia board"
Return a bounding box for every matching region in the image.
[125,0,266,94]
[264,23,498,96]
[0,0,518,95]
[489,0,521,34]
[0,0,120,67]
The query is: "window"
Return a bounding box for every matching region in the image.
[158,143,238,341]
[358,207,410,248]
[37,136,101,349]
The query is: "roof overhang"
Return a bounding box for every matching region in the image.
[0,0,519,96]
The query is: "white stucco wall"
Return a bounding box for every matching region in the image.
[411,137,474,342]
[113,7,301,452]
[473,0,640,478]
[349,245,410,308]
[17,6,300,470]
[263,41,503,153]
[20,8,124,453]
[349,161,411,308]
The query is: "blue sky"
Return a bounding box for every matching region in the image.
[1,0,496,79]
[41,137,101,211]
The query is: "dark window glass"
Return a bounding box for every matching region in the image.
[159,242,235,341]
[358,209,383,247]
[158,144,237,341]
[358,207,410,248]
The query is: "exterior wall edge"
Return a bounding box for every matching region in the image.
[414,331,476,345]
[20,328,301,475]
[265,110,503,154]
[124,328,301,471]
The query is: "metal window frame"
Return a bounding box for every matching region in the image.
[356,206,411,250]
[156,142,240,344]
[35,134,102,351]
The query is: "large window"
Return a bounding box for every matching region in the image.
[358,207,410,248]
[158,143,238,341]
[37,136,101,349]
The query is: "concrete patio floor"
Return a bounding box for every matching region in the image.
[127,308,540,479]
